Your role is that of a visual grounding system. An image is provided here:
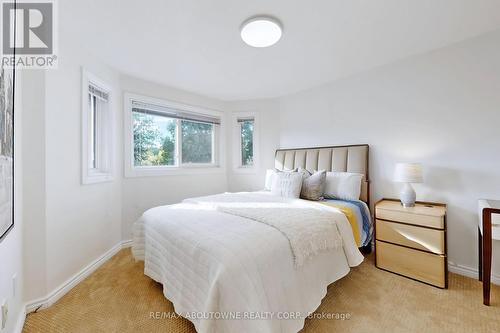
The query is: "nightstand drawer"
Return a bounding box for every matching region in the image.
[376,240,446,288]
[376,219,445,254]
[376,207,444,229]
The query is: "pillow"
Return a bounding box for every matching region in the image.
[300,169,326,201]
[264,168,298,190]
[271,171,303,198]
[297,167,311,180]
[323,172,364,201]
[264,169,277,190]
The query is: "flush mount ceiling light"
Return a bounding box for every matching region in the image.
[240,16,283,47]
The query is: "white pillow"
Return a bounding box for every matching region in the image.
[271,172,303,198]
[264,169,277,190]
[323,172,363,201]
[297,167,311,180]
[265,168,298,190]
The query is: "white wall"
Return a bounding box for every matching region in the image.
[0,69,24,332]
[277,30,500,279]
[120,75,229,240]
[44,42,123,294]
[22,26,123,301]
[22,70,46,303]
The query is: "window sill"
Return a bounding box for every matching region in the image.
[82,172,114,185]
[124,165,225,178]
[232,166,257,175]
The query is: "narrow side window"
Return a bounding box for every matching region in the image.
[82,70,113,184]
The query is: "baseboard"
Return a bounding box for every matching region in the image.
[25,239,132,314]
[121,239,133,248]
[448,262,500,285]
[14,308,26,333]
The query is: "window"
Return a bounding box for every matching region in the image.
[132,110,177,167]
[239,117,254,166]
[125,94,223,177]
[181,120,215,164]
[233,112,259,172]
[82,69,114,184]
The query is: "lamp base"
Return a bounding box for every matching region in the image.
[400,183,416,207]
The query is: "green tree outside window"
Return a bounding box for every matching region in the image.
[240,120,254,166]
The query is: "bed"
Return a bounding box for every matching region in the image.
[275,144,372,250]
[132,144,371,333]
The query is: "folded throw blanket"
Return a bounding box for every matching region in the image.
[217,206,342,267]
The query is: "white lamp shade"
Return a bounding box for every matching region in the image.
[394,163,423,183]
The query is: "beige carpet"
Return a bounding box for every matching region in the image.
[23,249,500,333]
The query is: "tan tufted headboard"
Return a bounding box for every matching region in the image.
[275,144,370,205]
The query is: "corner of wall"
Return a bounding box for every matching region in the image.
[21,69,49,304]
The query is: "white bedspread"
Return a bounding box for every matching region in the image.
[132,191,363,333]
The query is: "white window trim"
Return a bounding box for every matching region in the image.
[81,68,114,185]
[124,92,226,177]
[232,111,259,174]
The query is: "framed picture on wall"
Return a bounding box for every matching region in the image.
[0,0,16,242]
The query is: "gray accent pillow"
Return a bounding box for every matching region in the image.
[299,169,327,201]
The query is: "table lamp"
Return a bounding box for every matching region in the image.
[394,163,423,207]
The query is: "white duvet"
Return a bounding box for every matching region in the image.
[132,191,363,333]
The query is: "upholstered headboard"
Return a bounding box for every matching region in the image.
[275,144,370,205]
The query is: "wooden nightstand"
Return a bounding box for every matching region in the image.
[375,198,448,288]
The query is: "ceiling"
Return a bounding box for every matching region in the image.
[63,0,500,101]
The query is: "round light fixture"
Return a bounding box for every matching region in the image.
[240,16,282,47]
